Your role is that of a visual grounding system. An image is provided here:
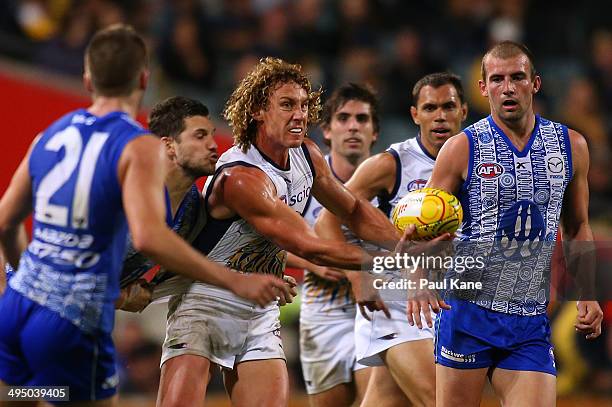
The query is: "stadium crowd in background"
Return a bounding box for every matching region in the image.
[0,1,609,192]
[0,0,610,404]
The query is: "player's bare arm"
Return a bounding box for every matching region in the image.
[312,202,390,320]
[312,148,402,319]
[0,137,39,268]
[319,150,399,276]
[208,163,370,270]
[0,135,43,296]
[343,151,397,200]
[425,132,469,194]
[306,139,401,247]
[313,151,396,260]
[286,253,346,282]
[398,132,471,327]
[561,129,603,339]
[119,135,289,306]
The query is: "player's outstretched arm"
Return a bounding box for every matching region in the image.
[305,139,400,249]
[314,150,398,249]
[426,132,469,194]
[410,134,470,326]
[561,129,603,339]
[119,136,290,306]
[286,253,346,282]
[344,151,398,201]
[211,164,371,270]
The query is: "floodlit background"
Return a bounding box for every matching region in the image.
[0,0,610,405]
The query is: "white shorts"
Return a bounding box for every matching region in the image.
[300,317,369,395]
[161,293,285,369]
[354,301,434,366]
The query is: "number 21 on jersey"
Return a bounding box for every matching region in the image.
[34,126,109,229]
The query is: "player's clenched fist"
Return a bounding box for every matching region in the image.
[575,301,604,339]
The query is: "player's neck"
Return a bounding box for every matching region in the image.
[492,112,536,141]
[165,165,196,216]
[87,93,141,119]
[330,150,367,183]
[254,136,290,170]
[418,134,441,158]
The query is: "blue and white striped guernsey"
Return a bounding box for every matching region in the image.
[448,115,572,315]
[10,109,148,334]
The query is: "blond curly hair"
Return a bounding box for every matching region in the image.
[223,57,322,151]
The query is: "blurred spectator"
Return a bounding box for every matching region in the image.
[34,3,93,76]
[157,0,216,89]
[381,27,444,116]
[0,1,611,402]
[335,0,379,48]
[15,0,71,41]
[34,0,125,76]
[120,341,163,396]
[431,0,492,59]
[588,29,612,123]
[212,0,257,58]
[335,46,381,92]
[287,0,336,58]
[560,78,610,196]
[231,53,260,87]
[114,319,162,397]
[488,0,527,44]
[525,1,583,57]
[252,4,290,58]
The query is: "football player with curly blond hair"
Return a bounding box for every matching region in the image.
[156,57,408,407]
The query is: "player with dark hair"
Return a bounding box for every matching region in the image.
[316,72,467,406]
[292,83,406,407]
[428,41,603,406]
[116,96,219,311]
[0,26,288,406]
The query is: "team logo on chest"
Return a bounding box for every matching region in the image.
[289,184,311,206]
[407,179,427,192]
[496,201,545,259]
[547,157,563,173]
[476,163,504,179]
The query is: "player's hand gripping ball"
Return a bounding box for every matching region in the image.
[391,188,462,240]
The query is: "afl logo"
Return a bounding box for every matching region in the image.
[476,163,504,179]
[407,179,427,192]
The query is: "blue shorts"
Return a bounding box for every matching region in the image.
[0,286,118,403]
[434,297,556,376]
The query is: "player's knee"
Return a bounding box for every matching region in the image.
[157,393,203,407]
[239,394,287,407]
[399,377,435,407]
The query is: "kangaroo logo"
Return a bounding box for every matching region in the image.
[496,201,545,259]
